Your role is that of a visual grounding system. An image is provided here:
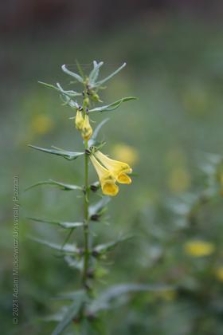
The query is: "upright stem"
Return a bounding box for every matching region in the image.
[82,140,90,290]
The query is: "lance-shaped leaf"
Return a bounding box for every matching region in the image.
[60,93,79,109]
[88,97,136,113]
[64,256,83,271]
[28,217,83,229]
[88,118,109,147]
[93,62,126,87]
[54,289,86,302]
[61,64,84,83]
[26,179,82,192]
[88,197,110,220]
[51,291,87,335]
[88,283,175,314]
[56,82,82,97]
[29,236,80,255]
[28,145,84,160]
[38,81,82,98]
[88,61,104,86]
[92,235,133,256]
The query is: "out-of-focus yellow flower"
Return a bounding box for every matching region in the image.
[220,173,223,185]
[184,240,215,257]
[111,144,139,166]
[90,155,119,196]
[81,115,93,141]
[31,114,54,135]
[94,150,132,184]
[215,267,223,282]
[168,167,191,193]
[75,109,84,130]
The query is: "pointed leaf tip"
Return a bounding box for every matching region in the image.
[61,64,84,83]
[28,145,84,160]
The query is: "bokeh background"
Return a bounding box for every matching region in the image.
[2,1,223,334]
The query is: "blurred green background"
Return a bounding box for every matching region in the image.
[2,1,223,334]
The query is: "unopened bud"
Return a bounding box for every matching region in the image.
[75,109,84,130]
[81,115,93,141]
[91,93,101,102]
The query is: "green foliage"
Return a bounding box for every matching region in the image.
[2,18,223,335]
[28,145,85,160]
[24,61,142,334]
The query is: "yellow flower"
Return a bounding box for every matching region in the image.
[94,150,132,184]
[111,144,139,166]
[75,109,84,130]
[31,114,54,135]
[81,115,93,141]
[90,155,119,196]
[215,267,223,282]
[184,240,215,257]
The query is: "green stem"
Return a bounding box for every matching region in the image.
[82,140,90,290]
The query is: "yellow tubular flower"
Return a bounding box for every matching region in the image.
[75,109,84,130]
[90,155,119,196]
[81,115,93,141]
[94,150,132,184]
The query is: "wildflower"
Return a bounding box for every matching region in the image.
[111,144,139,165]
[184,240,215,257]
[215,267,223,282]
[31,114,54,135]
[94,150,132,184]
[81,115,93,141]
[75,109,84,130]
[90,155,119,196]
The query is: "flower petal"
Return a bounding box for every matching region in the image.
[102,182,119,196]
[117,173,132,184]
[95,151,132,174]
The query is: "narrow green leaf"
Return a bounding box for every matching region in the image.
[38,81,60,90]
[88,61,104,86]
[93,235,133,255]
[89,97,136,113]
[38,81,81,98]
[88,284,175,313]
[95,62,126,87]
[64,256,83,271]
[25,179,82,192]
[28,145,84,160]
[28,217,83,229]
[56,82,82,97]
[60,94,79,108]
[89,197,110,218]
[52,291,86,335]
[61,64,84,83]
[43,307,67,322]
[29,236,79,254]
[55,289,85,301]
[88,118,109,147]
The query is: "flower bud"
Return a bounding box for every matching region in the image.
[75,109,84,130]
[91,93,101,102]
[81,115,93,141]
[83,97,90,108]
